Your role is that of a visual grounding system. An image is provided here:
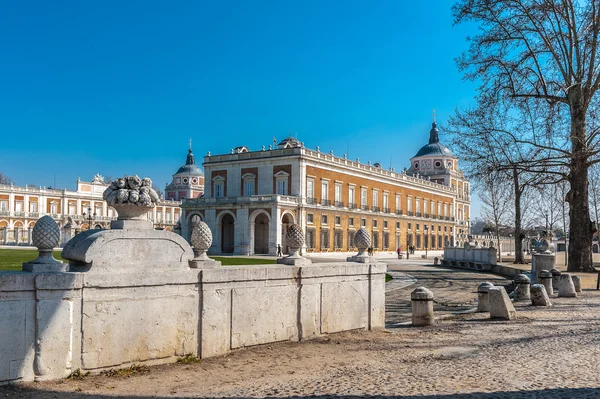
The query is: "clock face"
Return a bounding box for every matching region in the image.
[422,160,431,169]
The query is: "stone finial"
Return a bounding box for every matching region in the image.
[22,216,68,273]
[346,227,374,263]
[189,221,220,268]
[558,273,577,297]
[513,274,531,301]
[277,224,311,266]
[477,282,494,312]
[531,284,552,306]
[411,287,434,326]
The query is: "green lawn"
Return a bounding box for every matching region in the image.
[0,249,277,271]
[212,257,277,266]
[0,248,65,271]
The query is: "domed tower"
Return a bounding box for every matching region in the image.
[407,121,458,186]
[165,146,205,201]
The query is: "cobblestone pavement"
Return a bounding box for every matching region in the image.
[3,258,600,399]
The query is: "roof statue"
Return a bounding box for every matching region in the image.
[91,174,105,184]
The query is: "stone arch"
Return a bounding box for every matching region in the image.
[13,221,23,228]
[28,221,36,228]
[250,209,270,255]
[217,211,236,254]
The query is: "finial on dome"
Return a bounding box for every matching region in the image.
[432,108,437,123]
[189,137,192,151]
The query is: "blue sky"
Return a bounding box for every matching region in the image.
[0,1,481,214]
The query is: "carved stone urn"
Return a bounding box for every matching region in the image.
[103,175,160,229]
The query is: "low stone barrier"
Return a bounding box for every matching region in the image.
[441,246,497,272]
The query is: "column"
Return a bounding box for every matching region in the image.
[234,207,249,255]
[268,206,281,256]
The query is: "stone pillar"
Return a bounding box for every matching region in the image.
[477,282,494,312]
[489,286,516,320]
[558,273,577,297]
[268,206,282,256]
[539,270,553,296]
[531,284,552,306]
[551,269,562,291]
[411,287,434,326]
[513,274,531,301]
[234,207,249,255]
[571,275,582,293]
[531,253,555,284]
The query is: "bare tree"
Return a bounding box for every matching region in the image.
[454,0,600,272]
[0,173,12,185]
[479,172,512,260]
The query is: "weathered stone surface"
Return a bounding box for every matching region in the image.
[513,274,531,301]
[477,282,494,312]
[571,275,582,293]
[539,270,553,296]
[531,253,555,284]
[551,269,562,291]
[411,287,434,326]
[558,273,577,297]
[322,280,369,332]
[489,286,516,320]
[531,284,552,306]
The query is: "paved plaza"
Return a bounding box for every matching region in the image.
[2,256,600,398]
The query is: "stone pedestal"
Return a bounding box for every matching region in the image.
[411,287,434,326]
[531,284,552,306]
[277,254,312,266]
[477,282,494,312]
[539,270,553,296]
[531,253,555,284]
[571,275,582,293]
[557,273,577,297]
[489,286,516,320]
[513,274,531,301]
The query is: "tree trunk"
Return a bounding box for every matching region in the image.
[513,167,525,264]
[567,93,593,272]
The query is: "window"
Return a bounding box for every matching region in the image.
[0,201,7,212]
[444,226,447,232]
[335,184,342,204]
[335,216,341,225]
[334,230,343,248]
[307,213,314,224]
[383,220,388,229]
[349,217,354,226]
[306,229,316,248]
[349,186,355,206]
[372,232,379,248]
[438,203,441,216]
[438,225,442,231]
[361,188,368,207]
[372,219,378,228]
[416,223,420,231]
[243,173,256,196]
[383,193,388,210]
[214,182,224,198]
[50,202,58,214]
[15,201,23,212]
[320,229,330,249]
[348,230,356,249]
[30,202,38,213]
[423,199,428,215]
[307,179,314,200]
[166,213,172,222]
[321,215,328,224]
[431,201,435,216]
[407,197,412,212]
[372,190,378,208]
[416,198,421,214]
[361,218,367,227]
[408,223,412,230]
[321,181,329,200]
[396,222,400,229]
[383,232,390,249]
[395,195,400,211]
[277,179,287,195]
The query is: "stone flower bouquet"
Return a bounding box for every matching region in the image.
[103,175,160,207]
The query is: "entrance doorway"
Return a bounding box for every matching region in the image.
[221,214,235,253]
[254,213,269,254]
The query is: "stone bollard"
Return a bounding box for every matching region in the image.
[434,257,439,265]
[558,273,577,297]
[513,274,531,301]
[411,287,434,326]
[489,286,516,320]
[531,284,552,306]
[539,270,553,296]
[477,282,494,312]
[550,269,562,291]
[571,275,582,293]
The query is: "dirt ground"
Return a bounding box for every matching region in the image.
[3,258,600,399]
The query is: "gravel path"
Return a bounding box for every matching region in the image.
[3,258,600,399]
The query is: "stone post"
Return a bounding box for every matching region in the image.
[477,282,494,312]
[513,274,531,301]
[538,270,553,296]
[558,273,577,297]
[571,275,582,293]
[489,286,516,320]
[530,284,552,306]
[550,269,562,291]
[411,287,434,326]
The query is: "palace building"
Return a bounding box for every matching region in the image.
[181,121,471,256]
[0,174,182,245]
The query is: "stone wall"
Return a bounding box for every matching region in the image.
[0,262,385,384]
[442,246,497,271]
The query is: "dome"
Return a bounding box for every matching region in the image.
[414,122,453,157]
[278,137,301,148]
[175,149,204,176]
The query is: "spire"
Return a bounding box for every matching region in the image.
[186,145,195,165]
[429,110,440,144]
